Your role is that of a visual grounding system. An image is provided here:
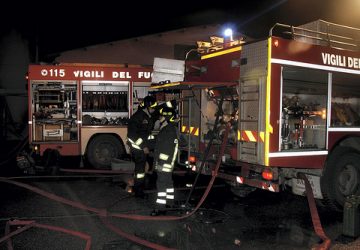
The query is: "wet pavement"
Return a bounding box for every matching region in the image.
[0,165,359,249]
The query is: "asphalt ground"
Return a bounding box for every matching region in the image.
[0,141,359,250]
[0,173,359,250]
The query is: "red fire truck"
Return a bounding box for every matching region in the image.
[151,20,360,211]
[22,63,152,170]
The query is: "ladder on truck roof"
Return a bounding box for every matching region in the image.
[270,19,360,51]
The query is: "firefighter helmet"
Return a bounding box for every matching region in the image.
[160,106,176,122]
[141,95,157,108]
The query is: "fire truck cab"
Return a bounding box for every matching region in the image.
[24,63,152,170]
[151,20,360,211]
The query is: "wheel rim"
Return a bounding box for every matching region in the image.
[337,163,358,196]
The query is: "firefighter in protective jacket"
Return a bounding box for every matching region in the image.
[127,95,157,197]
[152,106,179,215]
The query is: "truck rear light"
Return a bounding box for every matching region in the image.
[186,156,197,170]
[274,39,279,47]
[32,144,40,153]
[188,156,196,163]
[236,176,244,184]
[262,169,273,180]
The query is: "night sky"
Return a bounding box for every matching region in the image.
[1,0,275,58]
[1,0,360,60]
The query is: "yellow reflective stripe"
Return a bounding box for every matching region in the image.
[136,173,145,179]
[135,138,143,146]
[163,163,172,169]
[181,126,199,136]
[170,143,178,168]
[165,101,173,108]
[245,130,256,142]
[166,195,174,199]
[148,135,155,140]
[131,144,141,150]
[189,127,199,135]
[151,82,180,89]
[159,153,169,161]
[201,46,242,60]
[157,192,167,197]
[182,126,187,133]
[156,198,166,204]
[166,188,174,193]
[193,128,199,136]
[265,37,272,166]
[162,168,172,172]
[259,131,265,142]
[237,130,265,142]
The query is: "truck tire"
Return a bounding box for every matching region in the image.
[321,147,360,211]
[86,134,125,169]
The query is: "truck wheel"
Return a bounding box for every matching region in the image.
[321,147,360,211]
[86,134,125,169]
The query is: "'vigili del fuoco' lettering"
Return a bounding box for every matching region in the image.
[73,70,104,78]
[321,53,346,67]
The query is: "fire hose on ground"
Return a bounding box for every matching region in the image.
[1,219,92,250]
[297,172,331,250]
[0,122,331,250]
[0,123,231,250]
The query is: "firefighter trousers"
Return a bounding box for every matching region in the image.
[155,171,174,209]
[131,149,147,194]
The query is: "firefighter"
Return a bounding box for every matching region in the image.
[127,95,157,197]
[151,106,179,215]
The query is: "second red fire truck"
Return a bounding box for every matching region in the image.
[151,20,360,211]
[21,63,152,170]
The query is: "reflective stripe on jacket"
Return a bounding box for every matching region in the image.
[127,108,154,150]
[154,122,178,172]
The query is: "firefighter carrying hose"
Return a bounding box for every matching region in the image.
[151,106,179,216]
[127,95,157,197]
